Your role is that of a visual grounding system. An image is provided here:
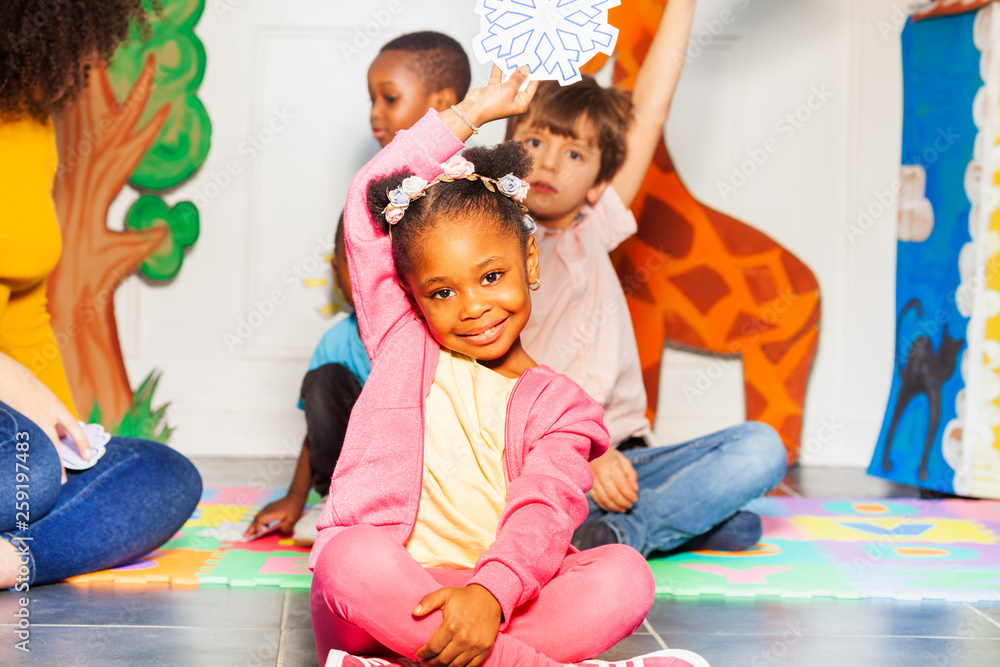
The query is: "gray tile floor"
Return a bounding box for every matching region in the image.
[2,462,999,666]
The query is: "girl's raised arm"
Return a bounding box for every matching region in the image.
[343,111,465,358]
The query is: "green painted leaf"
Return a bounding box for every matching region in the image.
[125,195,200,280]
[107,0,211,190]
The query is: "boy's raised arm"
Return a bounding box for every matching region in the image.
[612,0,697,208]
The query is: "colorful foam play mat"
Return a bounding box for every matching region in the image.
[649,496,1000,602]
[69,490,1000,601]
[67,486,324,588]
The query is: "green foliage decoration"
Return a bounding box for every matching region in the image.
[125,195,200,280]
[87,371,175,443]
[108,0,211,190]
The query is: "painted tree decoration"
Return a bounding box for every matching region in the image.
[48,0,210,438]
[108,0,211,189]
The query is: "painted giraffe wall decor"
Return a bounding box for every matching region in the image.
[582,0,821,463]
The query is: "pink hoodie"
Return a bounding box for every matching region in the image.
[309,111,610,625]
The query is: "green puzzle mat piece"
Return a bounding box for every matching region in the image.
[197,549,313,589]
[893,570,1000,589]
[649,559,860,599]
[159,533,225,551]
[648,538,861,599]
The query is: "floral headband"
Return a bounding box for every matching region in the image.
[382,155,532,228]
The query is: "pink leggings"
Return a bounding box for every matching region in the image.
[310,525,654,666]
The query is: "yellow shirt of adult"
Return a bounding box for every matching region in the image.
[0,116,79,416]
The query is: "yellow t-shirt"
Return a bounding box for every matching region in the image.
[405,348,518,569]
[0,116,79,416]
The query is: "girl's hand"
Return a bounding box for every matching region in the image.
[443,65,539,140]
[0,353,88,484]
[413,584,502,667]
[243,494,307,538]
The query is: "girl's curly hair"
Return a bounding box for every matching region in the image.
[366,141,534,281]
[1,0,153,121]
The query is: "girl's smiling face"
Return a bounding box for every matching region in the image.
[402,217,539,378]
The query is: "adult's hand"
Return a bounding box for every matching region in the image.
[0,352,89,483]
[589,448,639,513]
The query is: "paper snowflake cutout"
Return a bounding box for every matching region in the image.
[473,0,620,86]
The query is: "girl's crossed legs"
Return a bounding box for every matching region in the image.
[311,525,654,667]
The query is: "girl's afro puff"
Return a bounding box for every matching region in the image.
[462,141,533,185]
[365,141,534,280]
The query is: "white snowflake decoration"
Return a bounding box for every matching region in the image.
[473,0,620,86]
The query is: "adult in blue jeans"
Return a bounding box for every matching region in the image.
[0,1,201,587]
[0,392,201,587]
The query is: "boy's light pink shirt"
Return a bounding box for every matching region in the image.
[521,187,652,448]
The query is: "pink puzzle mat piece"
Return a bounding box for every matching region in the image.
[941,499,1000,524]
[678,564,793,585]
[760,515,803,540]
[200,487,275,506]
[258,555,311,576]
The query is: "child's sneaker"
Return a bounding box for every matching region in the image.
[292,496,327,546]
[324,649,415,667]
[575,648,710,667]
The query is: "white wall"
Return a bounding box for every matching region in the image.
[652,0,907,466]
[113,0,912,466]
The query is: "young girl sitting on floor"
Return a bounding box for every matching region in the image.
[308,66,708,667]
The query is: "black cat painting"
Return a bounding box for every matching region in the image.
[881,298,964,481]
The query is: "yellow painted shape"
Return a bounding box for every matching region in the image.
[692,542,783,558]
[791,516,996,544]
[66,548,218,587]
[852,503,890,514]
[892,547,951,557]
[187,504,255,528]
[986,151,1000,477]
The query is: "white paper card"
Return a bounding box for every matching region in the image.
[472,0,620,86]
[59,422,110,471]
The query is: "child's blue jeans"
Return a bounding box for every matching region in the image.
[588,421,787,556]
[0,400,202,586]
